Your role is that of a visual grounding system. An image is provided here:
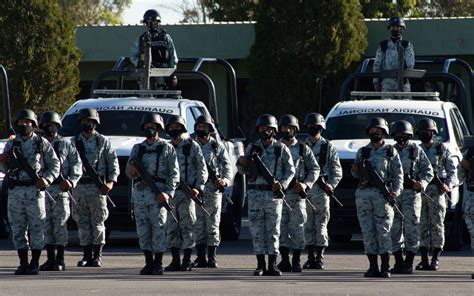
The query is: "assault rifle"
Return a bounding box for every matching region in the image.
[206,162,233,205]
[431,173,454,203]
[178,183,211,217]
[316,176,344,207]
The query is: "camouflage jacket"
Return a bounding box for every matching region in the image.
[174,137,208,191]
[394,142,434,189]
[50,135,83,187]
[305,136,342,188]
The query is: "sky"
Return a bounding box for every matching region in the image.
[122,0,184,25]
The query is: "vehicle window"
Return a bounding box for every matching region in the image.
[449,110,464,148]
[185,107,204,133]
[325,113,448,142]
[453,108,470,135]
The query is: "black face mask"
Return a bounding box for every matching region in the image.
[44,125,58,137]
[144,128,158,139]
[394,135,410,146]
[17,125,34,136]
[81,123,94,133]
[369,133,383,143]
[148,22,159,32]
[259,130,273,141]
[418,133,433,143]
[391,29,402,39]
[278,131,293,141]
[195,130,209,139]
[168,129,183,140]
[308,126,321,137]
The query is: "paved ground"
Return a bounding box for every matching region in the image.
[0,234,472,295]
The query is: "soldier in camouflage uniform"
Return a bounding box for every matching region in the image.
[373,16,415,93]
[237,114,295,276]
[415,118,457,271]
[351,117,403,278]
[72,108,119,268]
[389,120,433,274]
[303,113,342,270]
[0,109,59,275]
[277,114,319,273]
[460,143,474,279]
[126,113,179,275]
[164,115,208,272]
[38,112,82,272]
[192,115,232,268]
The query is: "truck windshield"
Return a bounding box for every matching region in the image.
[325,113,448,142]
[60,111,172,137]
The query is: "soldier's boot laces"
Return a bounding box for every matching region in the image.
[401,251,415,274]
[430,248,441,271]
[181,248,193,271]
[380,253,391,278]
[364,254,380,278]
[153,252,164,275]
[192,244,207,268]
[266,255,282,276]
[140,250,154,275]
[39,244,56,271]
[207,246,218,268]
[277,247,292,272]
[15,249,29,275]
[390,250,404,274]
[291,249,302,273]
[77,244,93,267]
[92,245,103,267]
[28,249,42,275]
[303,245,317,269]
[164,247,181,272]
[415,247,431,271]
[253,254,266,276]
[54,245,66,271]
[315,246,326,270]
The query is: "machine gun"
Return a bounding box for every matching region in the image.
[129,157,178,223]
[178,183,211,217]
[206,162,233,205]
[316,176,344,207]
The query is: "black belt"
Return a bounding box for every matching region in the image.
[247,184,272,191]
[9,179,36,187]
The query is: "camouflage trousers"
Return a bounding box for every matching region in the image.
[248,189,283,255]
[356,188,394,254]
[280,193,307,250]
[8,186,45,250]
[381,78,411,92]
[134,201,167,253]
[195,184,222,246]
[391,189,421,253]
[72,184,109,246]
[464,192,474,251]
[420,184,447,249]
[304,189,330,247]
[166,190,196,249]
[44,185,70,246]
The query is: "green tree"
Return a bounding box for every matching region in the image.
[360,0,474,18]
[203,0,258,21]
[0,0,81,131]
[417,0,474,17]
[360,0,419,18]
[59,0,132,25]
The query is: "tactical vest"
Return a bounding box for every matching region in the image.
[74,135,109,180]
[141,30,170,65]
[11,135,44,181]
[251,142,283,175]
[137,142,165,183]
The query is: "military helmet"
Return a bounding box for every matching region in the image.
[140,113,164,131]
[78,108,100,124]
[304,112,326,129]
[366,117,389,135]
[143,9,160,23]
[417,118,438,134]
[279,114,299,132]
[255,114,278,131]
[39,111,62,128]
[15,109,38,127]
[390,120,413,136]
[194,115,215,132]
[165,114,187,132]
[387,16,405,29]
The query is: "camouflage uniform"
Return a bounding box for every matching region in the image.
[464,190,474,252]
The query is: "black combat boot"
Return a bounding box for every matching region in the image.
[140,250,154,275]
[364,254,380,278]
[39,244,56,271]
[192,244,207,268]
[181,248,193,271]
[430,248,442,271]
[380,253,391,278]
[92,245,103,267]
[77,244,93,267]
[266,255,282,276]
[277,247,292,272]
[207,246,218,268]
[315,246,326,270]
[164,247,181,271]
[153,252,164,275]
[415,247,431,270]
[54,245,66,271]
[303,245,317,269]
[253,254,266,276]
[390,250,404,274]
[15,249,29,275]
[401,251,415,274]
[28,249,42,275]
[292,249,302,273]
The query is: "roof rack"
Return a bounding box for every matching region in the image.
[0,65,14,137]
[92,89,182,98]
[350,91,440,100]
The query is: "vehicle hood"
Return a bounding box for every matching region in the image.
[331,138,396,160]
[107,136,145,157]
